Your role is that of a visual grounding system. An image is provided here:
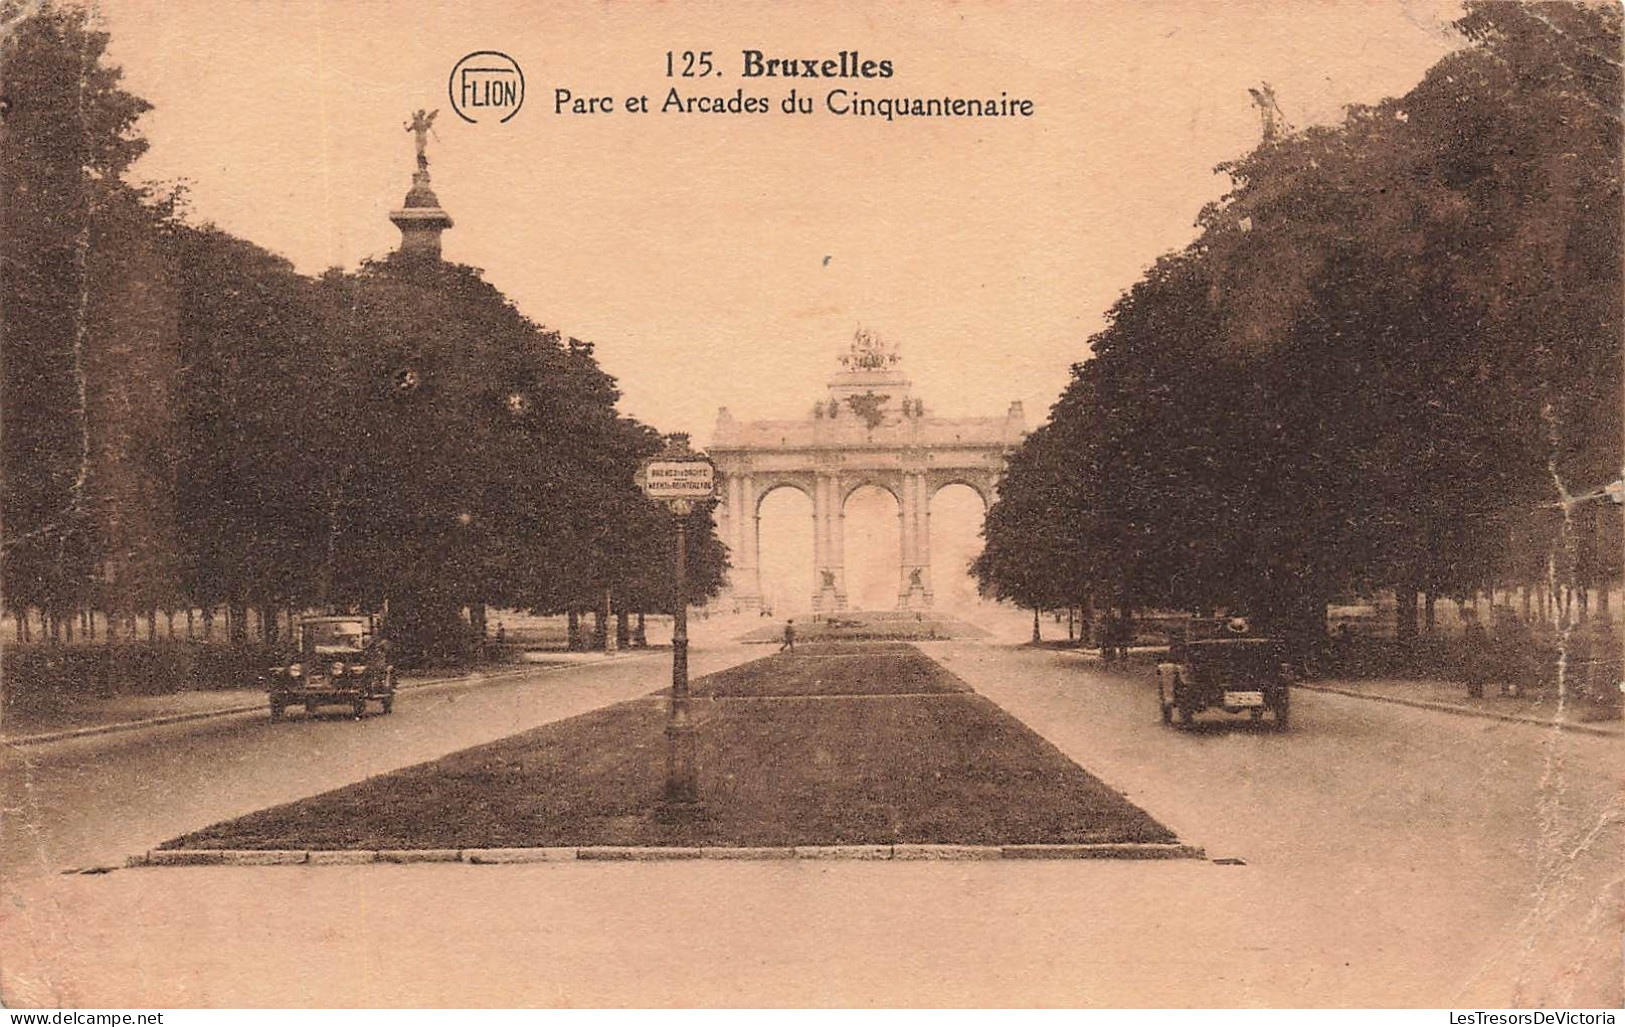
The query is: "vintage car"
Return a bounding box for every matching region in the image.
[265,614,396,720]
[1156,619,1291,729]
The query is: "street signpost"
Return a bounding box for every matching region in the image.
[637,434,717,813]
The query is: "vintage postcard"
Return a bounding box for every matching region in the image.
[1,0,1620,1011]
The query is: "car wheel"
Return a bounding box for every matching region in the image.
[352,698,367,719]
[382,695,394,715]
[305,700,320,717]
[270,701,284,722]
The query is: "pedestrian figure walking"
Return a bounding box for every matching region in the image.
[779,618,796,653]
[1461,608,1488,699]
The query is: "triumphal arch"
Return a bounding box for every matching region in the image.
[710,330,1026,611]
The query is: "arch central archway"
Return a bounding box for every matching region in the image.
[842,484,901,611]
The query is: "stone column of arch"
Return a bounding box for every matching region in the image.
[811,476,828,611]
[812,474,848,612]
[714,474,732,605]
[831,476,848,610]
[896,473,932,610]
[736,472,762,611]
[896,475,916,608]
[918,475,934,606]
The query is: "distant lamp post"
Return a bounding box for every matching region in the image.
[636,433,717,813]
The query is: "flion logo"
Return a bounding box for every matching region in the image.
[449,51,525,124]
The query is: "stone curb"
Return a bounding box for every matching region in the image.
[1295,683,1622,738]
[793,844,893,860]
[466,847,579,864]
[699,846,796,860]
[575,846,704,861]
[128,841,1205,867]
[5,657,656,748]
[376,848,462,863]
[999,843,1206,860]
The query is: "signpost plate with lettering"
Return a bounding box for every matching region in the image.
[640,460,716,501]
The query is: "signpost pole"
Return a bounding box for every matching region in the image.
[639,433,712,817]
[666,510,697,806]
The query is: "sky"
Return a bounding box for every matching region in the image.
[92,0,1465,441]
[86,0,1467,610]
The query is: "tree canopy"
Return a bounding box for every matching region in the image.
[1,2,727,654]
[978,1,1622,640]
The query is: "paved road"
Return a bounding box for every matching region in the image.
[931,643,1624,1007]
[2,641,1619,1007]
[0,644,759,882]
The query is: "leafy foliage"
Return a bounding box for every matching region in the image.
[979,1,1622,638]
[0,3,726,655]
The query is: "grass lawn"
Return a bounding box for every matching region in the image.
[163,643,1175,851]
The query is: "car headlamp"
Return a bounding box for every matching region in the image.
[349,665,367,675]
[331,662,346,677]
[288,663,303,678]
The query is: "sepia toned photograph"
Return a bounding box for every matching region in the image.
[0,0,1620,1011]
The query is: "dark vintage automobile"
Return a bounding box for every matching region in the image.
[1156,619,1291,729]
[265,614,396,720]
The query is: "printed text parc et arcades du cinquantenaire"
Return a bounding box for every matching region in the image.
[549,49,1038,121]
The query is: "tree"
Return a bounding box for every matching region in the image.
[983,0,1621,646]
[2,2,156,636]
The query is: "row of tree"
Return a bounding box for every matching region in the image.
[2,3,727,660]
[976,1,1622,646]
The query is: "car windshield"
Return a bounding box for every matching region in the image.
[1187,639,1279,676]
[303,620,368,653]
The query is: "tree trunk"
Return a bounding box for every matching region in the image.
[1031,607,1041,644]
[1394,588,1419,643]
[616,611,630,648]
[1066,607,1075,642]
[186,608,195,639]
[634,612,648,648]
[591,609,608,651]
[201,606,215,641]
[1424,593,1436,634]
[63,611,75,643]
[566,610,582,651]
[147,608,158,641]
[229,602,248,644]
